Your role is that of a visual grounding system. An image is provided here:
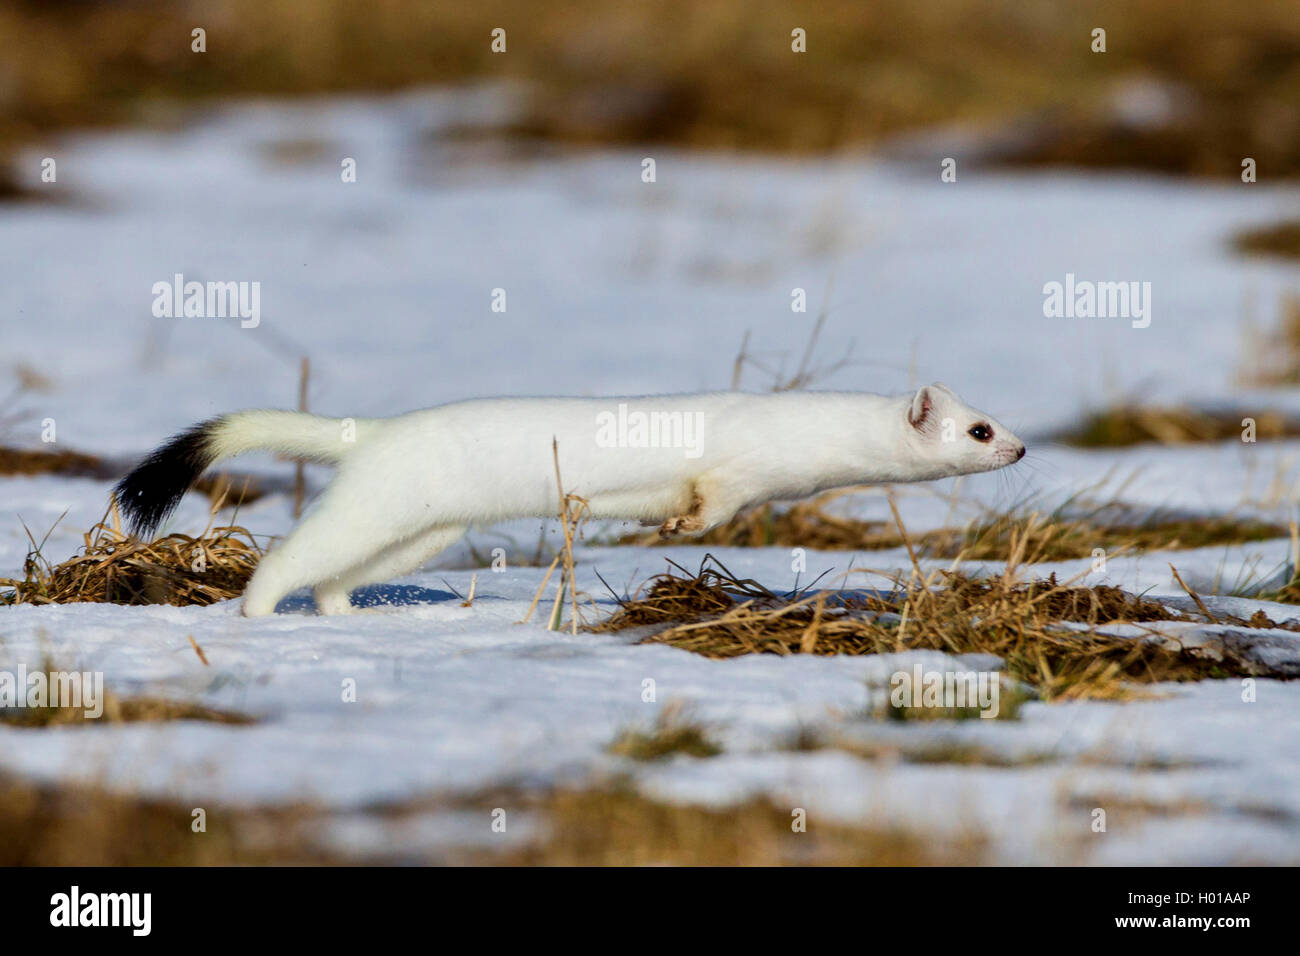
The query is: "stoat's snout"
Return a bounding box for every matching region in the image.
[992,439,1026,467]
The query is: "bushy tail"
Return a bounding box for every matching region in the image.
[113,410,370,539]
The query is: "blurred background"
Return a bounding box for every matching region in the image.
[2,0,1299,173]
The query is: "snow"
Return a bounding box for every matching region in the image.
[2,87,1300,863]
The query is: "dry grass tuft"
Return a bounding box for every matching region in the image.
[594,553,1289,700]
[608,702,722,760]
[592,558,747,630]
[0,517,262,607]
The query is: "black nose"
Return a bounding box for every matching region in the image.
[1016,446,1026,460]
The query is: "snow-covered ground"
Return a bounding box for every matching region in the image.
[2,88,1299,863]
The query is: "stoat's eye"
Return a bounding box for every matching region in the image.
[967,424,993,443]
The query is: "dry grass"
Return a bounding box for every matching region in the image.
[812,735,1047,765]
[0,775,985,866]
[1239,292,1300,387]
[0,444,268,507]
[0,775,325,866]
[621,490,1287,561]
[730,309,861,392]
[0,163,22,200]
[2,695,252,728]
[864,687,1028,723]
[518,439,596,632]
[1235,222,1300,261]
[0,161,51,203]
[0,446,108,479]
[921,507,1286,561]
[608,702,722,761]
[0,1,1297,178]
[594,551,1293,700]
[1256,561,1300,606]
[641,492,907,551]
[0,516,262,607]
[0,657,254,729]
[482,786,985,865]
[1056,405,1300,447]
[191,471,267,508]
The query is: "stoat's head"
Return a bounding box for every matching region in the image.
[903,383,1025,477]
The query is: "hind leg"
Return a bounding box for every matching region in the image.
[313,524,467,614]
[242,497,398,617]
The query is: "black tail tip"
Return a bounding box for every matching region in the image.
[112,420,218,539]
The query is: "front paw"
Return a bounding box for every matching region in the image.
[658,515,705,538]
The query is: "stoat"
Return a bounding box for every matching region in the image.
[113,384,1024,616]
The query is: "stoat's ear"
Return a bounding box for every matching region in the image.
[931,382,957,398]
[908,385,936,430]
